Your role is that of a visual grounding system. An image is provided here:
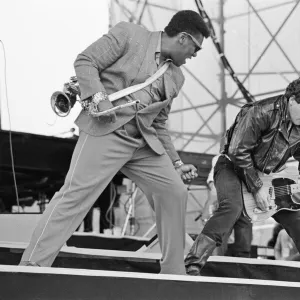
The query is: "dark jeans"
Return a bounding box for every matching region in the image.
[202,155,252,257]
[226,214,253,257]
[273,209,300,254]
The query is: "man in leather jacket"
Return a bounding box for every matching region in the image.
[185,77,300,275]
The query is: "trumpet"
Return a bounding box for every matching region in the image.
[50,76,80,117]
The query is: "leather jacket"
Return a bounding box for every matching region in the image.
[221,95,300,193]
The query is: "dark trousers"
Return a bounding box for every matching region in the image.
[226,214,253,257]
[202,155,252,256]
[204,155,300,257]
[273,209,300,254]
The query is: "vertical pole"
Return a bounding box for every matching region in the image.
[219,0,227,136]
[129,183,136,235]
[109,182,114,230]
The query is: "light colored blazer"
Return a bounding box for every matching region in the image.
[74,22,185,162]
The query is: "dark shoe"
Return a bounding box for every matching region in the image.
[186,265,201,276]
[185,233,216,276]
[19,261,40,267]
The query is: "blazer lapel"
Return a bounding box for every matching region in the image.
[141,63,181,113]
[141,64,176,112]
[131,31,161,85]
[163,64,180,100]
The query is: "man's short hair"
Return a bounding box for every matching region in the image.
[285,78,300,103]
[164,10,210,39]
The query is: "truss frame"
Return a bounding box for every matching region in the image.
[109,0,300,154]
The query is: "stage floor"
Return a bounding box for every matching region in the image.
[1,263,300,300]
[2,242,300,282]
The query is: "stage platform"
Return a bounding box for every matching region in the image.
[2,242,300,282]
[1,264,300,300]
[1,216,300,299]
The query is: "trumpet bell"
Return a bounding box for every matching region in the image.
[50,91,76,117]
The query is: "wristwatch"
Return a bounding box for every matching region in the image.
[92,91,109,105]
[173,159,184,169]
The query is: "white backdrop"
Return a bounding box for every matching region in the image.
[0,0,109,136]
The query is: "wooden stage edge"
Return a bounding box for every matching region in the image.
[3,240,300,270]
[1,264,300,300]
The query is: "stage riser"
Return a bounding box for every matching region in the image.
[67,234,147,251]
[0,249,160,273]
[1,271,299,300]
[2,248,300,283]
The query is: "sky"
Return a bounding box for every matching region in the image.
[0,0,109,136]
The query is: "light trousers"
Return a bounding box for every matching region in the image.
[20,129,188,274]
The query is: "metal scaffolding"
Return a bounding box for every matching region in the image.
[108,0,300,154]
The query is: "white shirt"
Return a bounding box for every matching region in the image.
[207,155,220,184]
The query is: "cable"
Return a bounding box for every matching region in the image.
[195,0,255,103]
[46,113,58,126]
[104,182,117,228]
[0,40,20,212]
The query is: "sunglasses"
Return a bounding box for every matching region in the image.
[181,32,202,52]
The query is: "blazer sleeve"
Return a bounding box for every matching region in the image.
[152,116,180,163]
[74,22,130,101]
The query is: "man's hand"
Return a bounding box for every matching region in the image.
[88,92,117,123]
[254,186,271,211]
[176,164,198,182]
[96,98,117,123]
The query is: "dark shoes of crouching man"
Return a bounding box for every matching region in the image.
[184,233,217,276]
[19,261,40,267]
